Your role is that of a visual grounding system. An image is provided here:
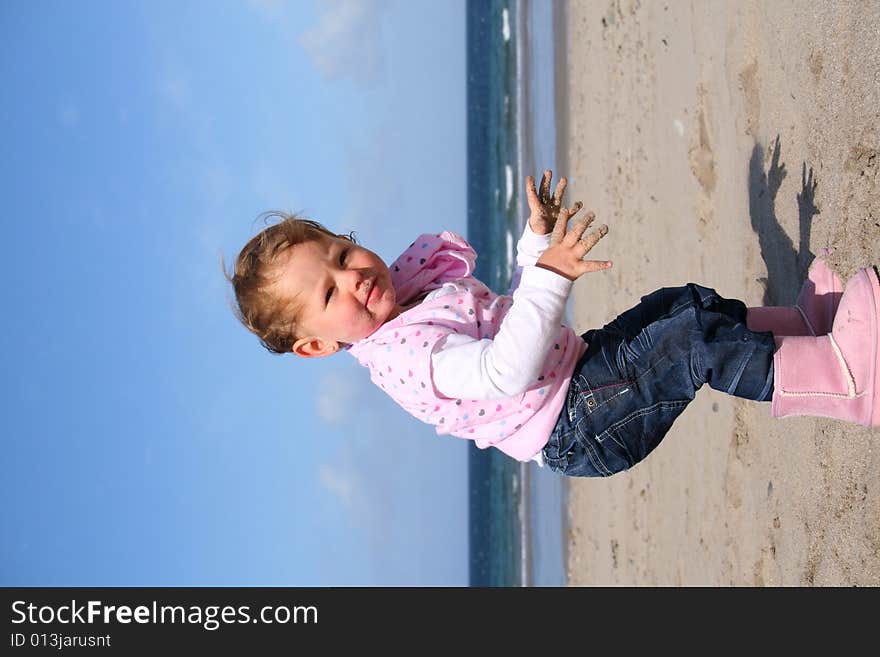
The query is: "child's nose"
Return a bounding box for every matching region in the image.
[345,268,369,292]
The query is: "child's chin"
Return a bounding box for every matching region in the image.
[355,320,385,342]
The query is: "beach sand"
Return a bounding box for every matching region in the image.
[558,0,880,585]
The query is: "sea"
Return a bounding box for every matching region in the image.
[467,0,570,587]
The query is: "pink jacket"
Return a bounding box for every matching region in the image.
[347,231,586,461]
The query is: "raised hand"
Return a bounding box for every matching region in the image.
[535,205,611,281]
[526,170,581,236]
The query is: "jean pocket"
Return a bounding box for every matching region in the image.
[592,400,690,473]
[587,427,635,476]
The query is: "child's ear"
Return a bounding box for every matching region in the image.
[291,336,340,358]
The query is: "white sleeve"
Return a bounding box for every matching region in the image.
[508,222,551,293]
[431,266,572,400]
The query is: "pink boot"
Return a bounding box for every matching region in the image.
[747,252,843,336]
[771,266,880,427]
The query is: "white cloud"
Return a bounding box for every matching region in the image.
[316,451,386,549]
[312,365,469,582]
[315,438,391,559]
[317,464,355,509]
[298,0,389,84]
[315,367,359,424]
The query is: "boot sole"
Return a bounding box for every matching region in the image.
[870,266,880,427]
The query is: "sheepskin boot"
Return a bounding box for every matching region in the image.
[771,266,880,427]
[746,251,843,336]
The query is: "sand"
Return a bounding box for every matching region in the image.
[558,0,880,585]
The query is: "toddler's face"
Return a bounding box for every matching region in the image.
[275,235,401,356]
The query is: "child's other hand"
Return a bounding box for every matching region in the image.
[535,206,612,281]
[526,170,573,235]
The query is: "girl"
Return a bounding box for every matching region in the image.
[227,171,878,477]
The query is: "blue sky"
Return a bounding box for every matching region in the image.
[1,0,468,585]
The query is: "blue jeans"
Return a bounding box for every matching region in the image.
[542,284,775,477]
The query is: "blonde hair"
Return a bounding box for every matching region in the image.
[224,211,356,354]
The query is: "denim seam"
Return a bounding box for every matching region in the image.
[565,380,579,422]
[575,429,613,476]
[587,386,633,416]
[579,381,634,395]
[542,447,566,473]
[725,342,755,396]
[578,353,670,415]
[564,377,612,476]
[632,353,671,383]
[595,399,690,443]
[757,359,774,402]
[546,426,577,466]
[572,375,591,414]
[586,441,613,477]
[609,431,635,466]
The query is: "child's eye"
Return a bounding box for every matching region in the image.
[325,248,348,305]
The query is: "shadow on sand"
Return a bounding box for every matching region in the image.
[748,135,821,305]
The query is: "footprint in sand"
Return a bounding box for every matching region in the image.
[688,87,716,241]
[739,59,761,137]
[688,87,717,196]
